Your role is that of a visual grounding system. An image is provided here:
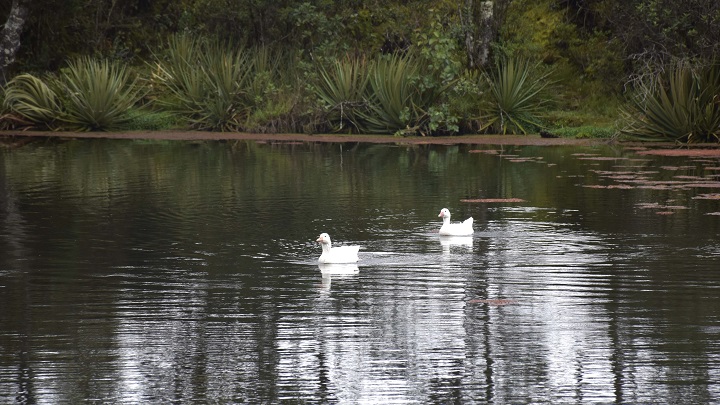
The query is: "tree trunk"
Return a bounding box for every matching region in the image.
[0,0,31,78]
[462,0,509,68]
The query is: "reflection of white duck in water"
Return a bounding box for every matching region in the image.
[316,233,360,264]
[438,208,474,236]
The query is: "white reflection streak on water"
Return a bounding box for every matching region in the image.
[276,252,469,403]
[113,269,210,403]
[481,219,617,403]
[4,141,720,404]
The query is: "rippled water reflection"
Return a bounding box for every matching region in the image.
[1,140,720,403]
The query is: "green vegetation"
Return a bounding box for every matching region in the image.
[360,54,445,135]
[478,56,554,134]
[150,35,254,132]
[314,56,369,133]
[4,58,144,131]
[551,126,616,139]
[3,73,60,129]
[621,62,720,143]
[58,57,145,131]
[0,0,718,142]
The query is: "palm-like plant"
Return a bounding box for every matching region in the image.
[3,73,62,129]
[197,42,253,131]
[622,61,720,143]
[358,54,440,134]
[57,57,145,131]
[314,53,447,135]
[479,57,553,134]
[314,55,369,132]
[151,35,254,131]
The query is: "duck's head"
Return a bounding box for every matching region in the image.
[316,233,331,245]
[438,208,451,219]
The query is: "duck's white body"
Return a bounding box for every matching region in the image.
[316,233,360,263]
[438,208,474,236]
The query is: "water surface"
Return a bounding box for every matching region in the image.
[1,139,720,404]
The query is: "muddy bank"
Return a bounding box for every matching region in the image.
[0,130,606,146]
[2,131,720,154]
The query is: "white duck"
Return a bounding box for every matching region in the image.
[316,233,360,264]
[438,208,474,236]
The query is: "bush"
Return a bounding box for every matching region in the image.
[150,35,301,133]
[621,61,720,143]
[314,56,370,132]
[3,58,145,131]
[57,57,146,131]
[477,56,554,134]
[313,53,449,135]
[3,73,62,129]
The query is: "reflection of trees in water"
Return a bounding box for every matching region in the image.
[3,139,720,402]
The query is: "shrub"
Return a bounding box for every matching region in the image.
[550,125,616,139]
[56,57,146,131]
[359,54,446,135]
[314,56,369,132]
[151,35,300,133]
[151,35,253,131]
[621,61,720,143]
[478,56,554,134]
[3,73,62,129]
[3,59,144,131]
[244,47,303,133]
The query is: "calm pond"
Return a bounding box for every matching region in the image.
[1,139,720,404]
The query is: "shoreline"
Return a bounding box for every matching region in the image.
[0,130,620,146]
[2,130,720,151]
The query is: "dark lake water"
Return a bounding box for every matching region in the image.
[1,139,720,404]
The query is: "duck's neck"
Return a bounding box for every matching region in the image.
[442,216,451,225]
[321,242,332,253]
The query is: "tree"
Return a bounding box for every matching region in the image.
[561,0,720,70]
[0,0,30,79]
[460,0,512,68]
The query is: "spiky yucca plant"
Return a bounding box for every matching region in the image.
[3,73,62,129]
[622,62,720,143]
[314,56,369,132]
[151,35,302,132]
[196,41,253,131]
[358,54,441,134]
[57,57,144,131]
[152,35,249,131]
[479,57,553,135]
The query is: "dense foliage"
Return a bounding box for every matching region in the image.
[3,57,144,131]
[621,61,720,143]
[0,0,719,141]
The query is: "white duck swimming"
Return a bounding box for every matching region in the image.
[316,233,360,263]
[438,208,474,236]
